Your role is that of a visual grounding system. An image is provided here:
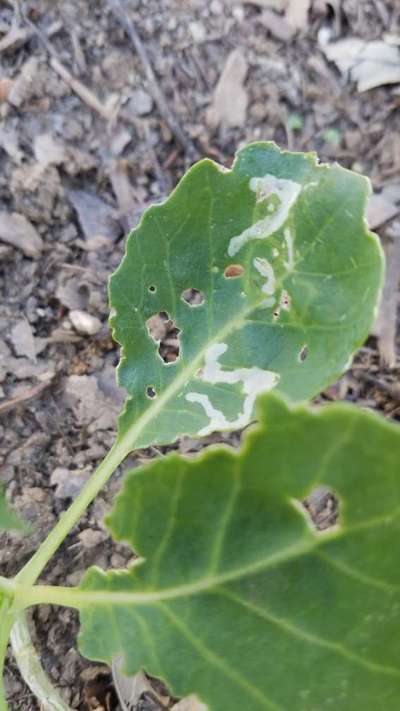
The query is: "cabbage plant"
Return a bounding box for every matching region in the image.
[1,142,393,711]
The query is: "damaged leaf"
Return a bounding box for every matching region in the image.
[110,142,383,450]
[78,392,400,710]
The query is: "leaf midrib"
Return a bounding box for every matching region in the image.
[116,246,365,455]
[30,535,318,609]
[114,165,378,453]
[116,303,249,452]
[26,501,400,613]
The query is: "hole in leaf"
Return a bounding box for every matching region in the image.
[224,264,245,278]
[181,288,205,307]
[146,385,157,398]
[298,344,308,362]
[112,657,170,711]
[145,311,181,364]
[303,487,339,531]
[82,666,118,711]
[280,290,291,310]
[148,285,156,293]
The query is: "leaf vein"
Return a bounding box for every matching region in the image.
[217,587,400,679]
[158,602,283,710]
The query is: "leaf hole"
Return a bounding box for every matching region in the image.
[145,311,181,364]
[280,290,291,310]
[298,344,308,362]
[303,487,339,531]
[83,666,118,711]
[181,288,205,307]
[148,285,156,293]
[146,385,157,398]
[224,264,245,278]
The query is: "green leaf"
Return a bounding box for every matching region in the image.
[78,393,400,710]
[110,142,383,449]
[0,488,24,532]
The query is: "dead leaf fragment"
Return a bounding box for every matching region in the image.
[0,212,43,257]
[0,25,31,53]
[112,659,154,711]
[64,374,119,432]
[258,9,294,42]
[373,235,400,368]
[172,696,208,711]
[0,128,23,163]
[206,49,248,129]
[322,37,400,92]
[242,0,286,9]
[285,0,310,30]
[56,273,89,311]
[10,163,61,224]
[108,160,137,232]
[67,189,121,244]
[367,185,400,229]
[10,320,36,361]
[0,78,13,102]
[34,133,66,167]
[7,57,39,108]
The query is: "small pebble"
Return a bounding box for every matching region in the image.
[10,319,36,360]
[232,5,245,22]
[69,309,102,335]
[189,21,206,43]
[210,0,223,14]
[127,88,153,116]
[78,528,108,549]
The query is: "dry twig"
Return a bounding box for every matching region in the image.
[0,375,54,417]
[107,0,199,159]
[20,11,116,121]
[373,235,400,368]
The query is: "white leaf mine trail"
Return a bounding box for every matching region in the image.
[186,343,279,436]
[227,174,302,257]
[186,173,305,435]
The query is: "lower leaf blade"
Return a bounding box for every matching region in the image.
[78,393,400,709]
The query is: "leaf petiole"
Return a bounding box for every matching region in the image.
[0,598,15,711]
[15,307,250,590]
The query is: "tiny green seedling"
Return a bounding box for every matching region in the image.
[287,113,304,132]
[1,142,395,711]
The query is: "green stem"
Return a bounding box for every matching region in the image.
[4,437,132,709]
[15,439,128,587]
[15,307,249,589]
[13,585,84,612]
[9,307,250,708]
[0,604,13,711]
[10,613,71,711]
[0,676,7,711]
[0,580,14,598]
